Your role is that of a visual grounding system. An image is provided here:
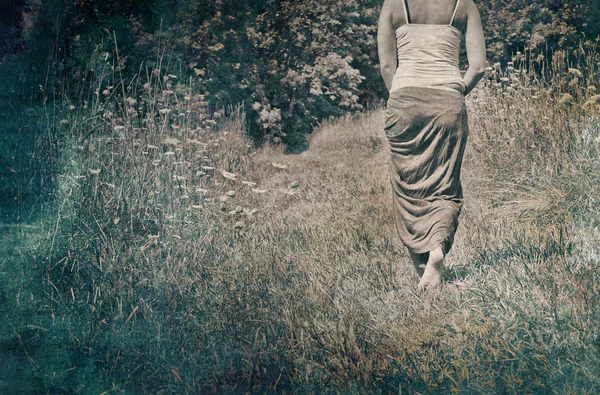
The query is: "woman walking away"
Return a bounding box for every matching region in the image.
[377,0,486,289]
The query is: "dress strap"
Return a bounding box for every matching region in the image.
[401,0,411,24]
[449,0,461,25]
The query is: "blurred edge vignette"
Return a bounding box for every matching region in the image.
[1,0,600,393]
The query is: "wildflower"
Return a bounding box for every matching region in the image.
[245,208,258,216]
[222,170,237,181]
[143,82,152,91]
[251,102,262,111]
[584,95,600,106]
[228,206,243,215]
[60,119,69,125]
[126,97,137,106]
[164,137,180,146]
[568,68,583,78]
[69,105,76,111]
[89,169,101,175]
[559,94,573,104]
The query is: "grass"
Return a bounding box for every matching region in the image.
[3,42,600,393]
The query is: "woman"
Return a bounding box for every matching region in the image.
[377,0,486,288]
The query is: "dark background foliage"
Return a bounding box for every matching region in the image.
[1,0,598,149]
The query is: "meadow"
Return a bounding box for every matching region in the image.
[2,43,600,393]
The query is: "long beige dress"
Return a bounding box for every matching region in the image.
[384,0,468,255]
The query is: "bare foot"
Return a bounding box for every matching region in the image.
[418,248,444,290]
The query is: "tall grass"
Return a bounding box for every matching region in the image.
[34,42,600,393]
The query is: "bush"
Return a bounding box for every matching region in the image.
[177,0,382,149]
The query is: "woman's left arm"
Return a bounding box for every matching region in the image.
[377,0,397,92]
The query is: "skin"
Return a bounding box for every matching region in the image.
[377,0,487,93]
[377,0,486,288]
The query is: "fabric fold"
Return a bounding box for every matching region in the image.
[384,86,468,255]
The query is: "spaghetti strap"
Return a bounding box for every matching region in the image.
[449,0,461,25]
[401,0,410,24]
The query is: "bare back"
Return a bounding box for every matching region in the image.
[389,0,468,32]
[378,0,486,95]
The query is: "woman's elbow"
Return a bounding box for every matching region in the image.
[380,64,396,76]
[471,64,486,77]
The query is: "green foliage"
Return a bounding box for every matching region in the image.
[7,0,597,150]
[177,0,382,149]
[478,0,594,61]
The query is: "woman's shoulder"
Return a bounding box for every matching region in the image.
[452,0,481,32]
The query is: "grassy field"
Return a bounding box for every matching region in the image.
[2,47,600,393]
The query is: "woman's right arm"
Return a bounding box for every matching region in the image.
[462,0,486,95]
[377,0,398,92]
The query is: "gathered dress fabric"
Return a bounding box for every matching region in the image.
[385,0,468,255]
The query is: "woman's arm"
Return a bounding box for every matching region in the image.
[377,0,397,92]
[463,0,486,95]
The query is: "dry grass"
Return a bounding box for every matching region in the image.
[38,45,600,393]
